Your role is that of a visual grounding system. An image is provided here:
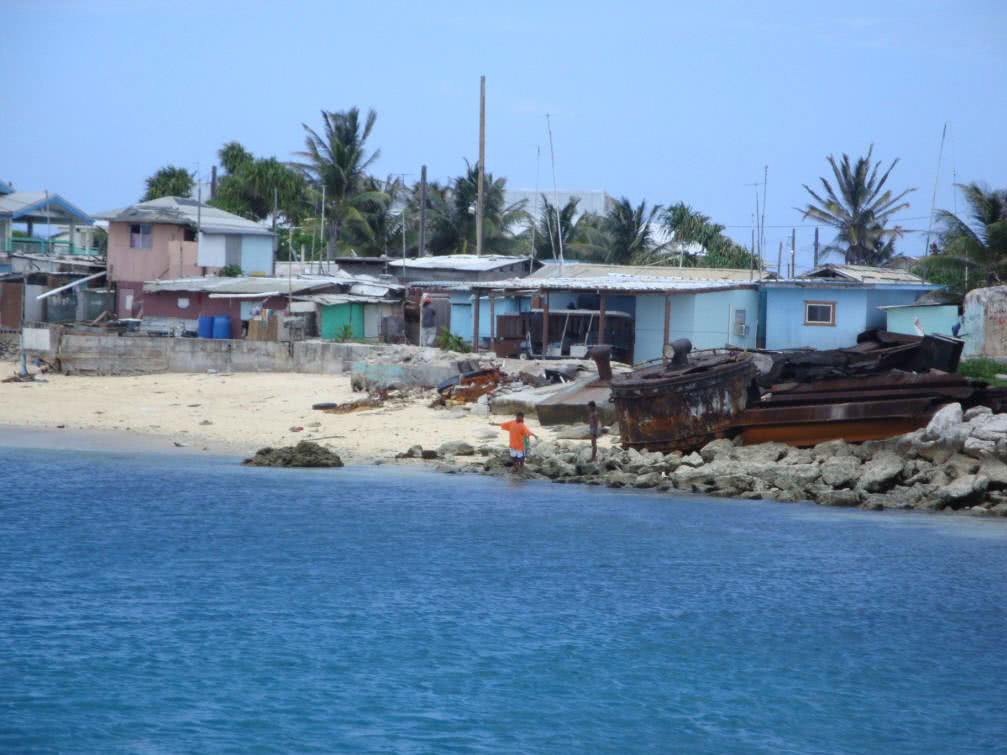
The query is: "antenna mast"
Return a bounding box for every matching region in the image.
[546,113,563,268]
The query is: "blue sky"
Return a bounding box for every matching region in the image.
[3,0,1004,271]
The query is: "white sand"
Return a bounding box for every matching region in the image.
[0,364,602,462]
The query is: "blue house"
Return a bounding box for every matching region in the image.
[760,265,939,350]
[464,266,765,363]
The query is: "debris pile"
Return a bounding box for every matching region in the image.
[242,441,344,468]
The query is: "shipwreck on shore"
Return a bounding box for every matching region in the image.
[611,330,1007,452]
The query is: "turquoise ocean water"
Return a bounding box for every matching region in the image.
[2,448,1006,753]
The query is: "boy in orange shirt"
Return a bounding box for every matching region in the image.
[499,412,537,469]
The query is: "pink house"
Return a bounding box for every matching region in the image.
[97,196,274,317]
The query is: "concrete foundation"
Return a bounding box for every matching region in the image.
[32,330,468,388]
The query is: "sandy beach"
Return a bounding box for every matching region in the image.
[0,361,604,462]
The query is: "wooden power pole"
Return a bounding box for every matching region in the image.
[813,226,820,268]
[419,164,428,257]
[790,228,796,278]
[476,75,486,257]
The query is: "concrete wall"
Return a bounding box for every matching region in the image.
[37,331,461,386]
[885,305,959,337]
[107,222,207,283]
[963,286,1007,358]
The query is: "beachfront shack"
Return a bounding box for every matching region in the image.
[386,254,540,284]
[759,265,939,350]
[470,266,767,363]
[96,196,275,318]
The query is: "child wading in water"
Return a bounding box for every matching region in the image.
[499,412,537,470]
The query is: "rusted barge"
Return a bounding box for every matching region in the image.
[610,340,756,453]
[612,330,1007,452]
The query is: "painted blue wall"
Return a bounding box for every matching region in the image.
[885,305,959,337]
[763,285,934,350]
[449,292,522,344]
[635,289,759,363]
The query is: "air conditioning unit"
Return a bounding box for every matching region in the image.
[734,322,749,337]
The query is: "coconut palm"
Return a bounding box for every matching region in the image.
[801,146,915,266]
[917,183,1007,293]
[294,108,385,258]
[142,165,194,201]
[347,175,403,256]
[602,197,662,264]
[421,161,526,255]
[212,142,307,224]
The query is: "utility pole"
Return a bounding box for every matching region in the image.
[476,75,486,256]
[419,165,428,257]
[777,241,783,279]
[546,113,564,268]
[813,227,820,268]
[790,227,796,278]
[272,186,278,274]
[760,165,768,259]
[402,211,407,261]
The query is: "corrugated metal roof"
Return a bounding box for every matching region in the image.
[387,254,533,272]
[532,262,771,282]
[297,293,400,306]
[96,196,272,236]
[475,275,759,293]
[142,276,345,295]
[800,264,926,284]
[0,192,93,223]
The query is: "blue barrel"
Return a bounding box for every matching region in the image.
[211,315,231,340]
[197,315,214,339]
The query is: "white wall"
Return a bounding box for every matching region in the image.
[197,233,226,267]
[241,235,274,276]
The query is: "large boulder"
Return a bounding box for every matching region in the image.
[700,438,735,463]
[815,488,861,507]
[243,441,344,468]
[921,403,968,450]
[820,456,862,489]
[732,442,789,464]
[811,439,856,461]
[438,441,476,457]
[962,436,997,459]
[937,474,990,509]
[978,458,1007,488]
[969,414,1007,442]
[856,452,904,493]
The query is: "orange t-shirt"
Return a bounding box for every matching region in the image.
[500,420,533,451]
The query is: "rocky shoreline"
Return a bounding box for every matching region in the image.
[407,403,1007,517]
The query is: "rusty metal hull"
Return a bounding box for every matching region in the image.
[611,353,755,453]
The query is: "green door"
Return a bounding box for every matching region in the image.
[321,303,365,340]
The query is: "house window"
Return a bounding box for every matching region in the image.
[183,227,197,242]
[129,223,152,249]
[804,301,836,326]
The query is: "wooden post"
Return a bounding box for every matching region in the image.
[598,293,607,346]
[663,295,671,362]
[542,292,550,357]
[472,289,481,352]
[813,226,820,268]
[419,164,428,257]
[489,292,496,344]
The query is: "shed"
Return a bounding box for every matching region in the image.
[879,303,960,338]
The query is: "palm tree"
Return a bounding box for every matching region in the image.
[917,183,1007,293]
[602,197,662,264]
[348,175,402,256]
[142,165,194,201]
[294,108,385,259]
[800,146,915,266]
[422,161,526,255]
[212,142,306,224]
[533,196,578,260]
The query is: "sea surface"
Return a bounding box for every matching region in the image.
[2,447,1006,754]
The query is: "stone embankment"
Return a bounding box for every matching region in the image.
[416,403,1007,517]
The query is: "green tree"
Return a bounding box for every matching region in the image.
[345,175,402,256]
[532,195,579,260]
[142,165,194,201]
[800,146,915,266]
[421,161,526,255]
[212,142,307,224]
[916,182,1007,294]
[602,197,662,264]
[294,107,385,259]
